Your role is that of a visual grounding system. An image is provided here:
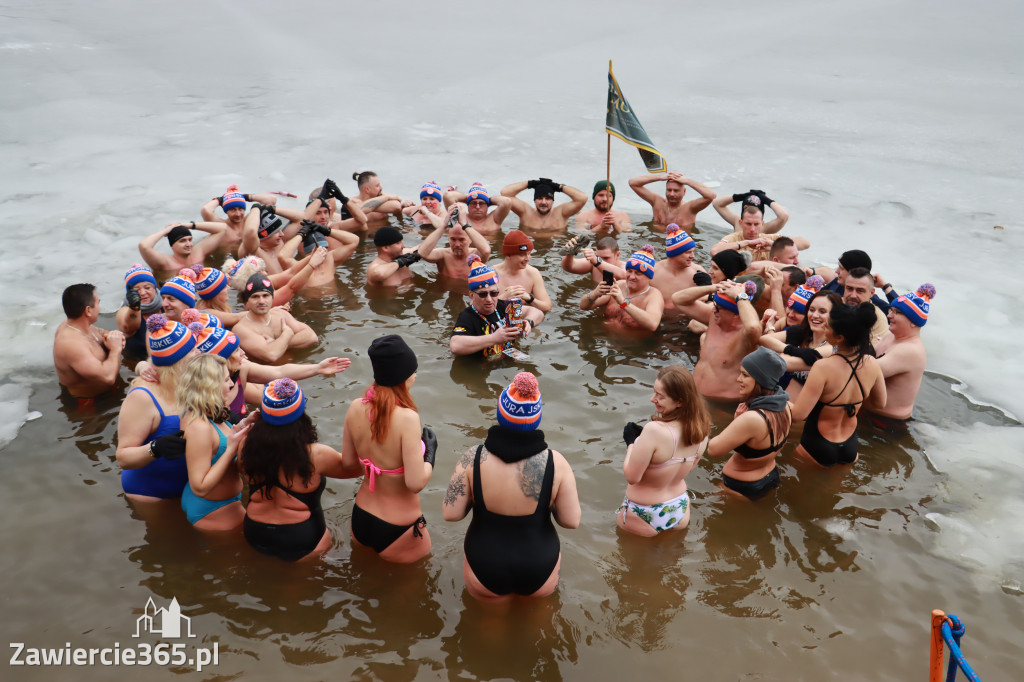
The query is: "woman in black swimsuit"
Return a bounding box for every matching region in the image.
[239,379,361,561]
[709,347,793,499]
[442,373,581,601]
[791,302,887,467]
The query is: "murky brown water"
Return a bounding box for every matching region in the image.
[2,223,1020,680]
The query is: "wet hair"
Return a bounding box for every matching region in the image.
[353,171,378,188]
[62,283,96,318]
[240,411,318,501]
[782,265,806,287]
[794,290,842,343]
[652,366,711,444]
[176,354,229,422]
[829,301,877,356]
[770,236,795,259]
[366,383,418,443]
[596,236,619,252]
[846,266,872,283]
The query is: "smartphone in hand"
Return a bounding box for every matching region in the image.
[603,270,615,286]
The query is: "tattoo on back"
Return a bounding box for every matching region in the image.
[517,454,545,501]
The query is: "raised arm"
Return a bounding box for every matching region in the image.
[762,201,790,235]
[672,173,716,212]
[244,356,351,384]
[200,198,220,222]
[192,220,228,259]
[500,181,533,217]
[417,215,449,263]
[671,283,716,308]
[628,174,666,205]
[240,208,262,257]
[487,195,513,227]
[556,183,588,218]
[712,194,742,228]
[138,224,175,270]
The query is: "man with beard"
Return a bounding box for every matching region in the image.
[653,225,706,311]
[693,281,763,400]
[450,257,543,357]
[443,183,512,235]
[628,171,716,231]
[200,184,281,247]
[231,274,318,363]
[842,267,890,347]
[576,180,631,231]
[579,245,664,332]
[417,203,492,280]
[366,226,423,286]
[500,177,587,231]
[343,170,413,226]
[138,220,228,274]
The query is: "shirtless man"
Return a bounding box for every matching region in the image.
[402,181,447,225]
[712,189,790,235]
[238,205,303,273]
[693,281,763,400]
[366,226,423,286]
[417,204,492,281]
[579,246,664,332]
[653,225,706,311]
[231,274,318,363]
[710,205,809,262]
[443,183,512,235]
[500,177,587,231]
[628,171,716,231]
[345,170,412,226]
[671,249,748,330]
[305,179,368,235]
[54,284,125,397]
[138,221,228,274]
[871,284,934,420]
[492,231,552,313]
[200,185,280,247]
[575,181,631,232]
[561,236,627,283]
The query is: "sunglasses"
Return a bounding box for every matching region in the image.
[475,290,500,299]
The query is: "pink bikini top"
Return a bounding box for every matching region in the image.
[646,422,708,470]
[358,389,424,492]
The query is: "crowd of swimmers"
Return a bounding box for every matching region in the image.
[52,170,935,600]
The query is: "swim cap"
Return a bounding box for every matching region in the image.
[625,245,657,279]
[711,250,747,280]
[194,267,228,300]
[262,378,306,425]
[502,230,534,255]
[192,324,240,359]
[167,225,192,247]
[221,184,246,211]
[160,276,198,308]
[497,372,542,431]
[146,314,196,366]
[466,183,491,205]
[787,275,825,314]
[838,249,872,272]
[891,283,935,327]
[592,180,616,199]
[240,273,274,303]
[124,264,157,291]
[181,308,222,330]
[373,226,403,247]
[466,254,498,291]
[741,347,788,391]
[368,334,418,387]
[420,181,443,201]
[665,224,696,257]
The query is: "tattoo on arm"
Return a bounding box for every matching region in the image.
[517,454,545,501]
[443,475,466,507]
[362,197,387,211]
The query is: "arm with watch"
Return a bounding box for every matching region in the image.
[731,285,764,346]
[608,282,665,331]
[586,248,628,280]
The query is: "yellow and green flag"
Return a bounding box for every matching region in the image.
[605,61,667,173]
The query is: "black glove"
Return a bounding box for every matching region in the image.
[326,181,348,205]
[314,223,332,237]
[732,191,753,203]
[318,180,333,203]
[623,421,643,446]
[243,193,253,202]
[527,179,538,189]
[394,252,422,268]
[693,271,713,287]
[422,426,437,466]
[784,345,823,365]
[149,430,186,460]
[126,288,142,311]
[298,219,317,239]
[752,189,774,206]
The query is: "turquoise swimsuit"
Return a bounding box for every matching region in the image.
[180,419,242,524]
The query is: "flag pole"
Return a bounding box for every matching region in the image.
[606,60,612,188]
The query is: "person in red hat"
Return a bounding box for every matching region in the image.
[493,230,552,313]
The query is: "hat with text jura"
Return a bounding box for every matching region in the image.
[497,372,543,431]
[891,283,935,327]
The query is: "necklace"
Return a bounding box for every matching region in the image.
[246,313,271,328]
[63,322,101,344]
[630,285,651,298]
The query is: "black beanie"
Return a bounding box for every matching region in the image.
[838,249,872,272]
[373,226,403,247]
[711,249,747,280]
[369,335,418,386]
[240,272,274,303]
[167,225,192,246]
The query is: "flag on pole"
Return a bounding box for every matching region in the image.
[605,61,667,173]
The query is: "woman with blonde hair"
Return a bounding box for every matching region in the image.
[342,335,436,563]
[618,365,711,535]
[177,354,254,530]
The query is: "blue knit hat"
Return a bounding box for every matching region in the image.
[891,284,935,327]
[124,263,158,291]
[625,245,657,279]
[497,372,542,431]
[665,224,696,258]
[146,314,197,366]
[160,275,198,308]
[262,378,306,425]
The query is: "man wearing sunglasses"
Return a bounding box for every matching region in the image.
[450,257,543,358]
[443,183,512,236]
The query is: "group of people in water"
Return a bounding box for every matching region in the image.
[52,170,935,600]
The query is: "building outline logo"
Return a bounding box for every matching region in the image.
[133,597,195,639]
